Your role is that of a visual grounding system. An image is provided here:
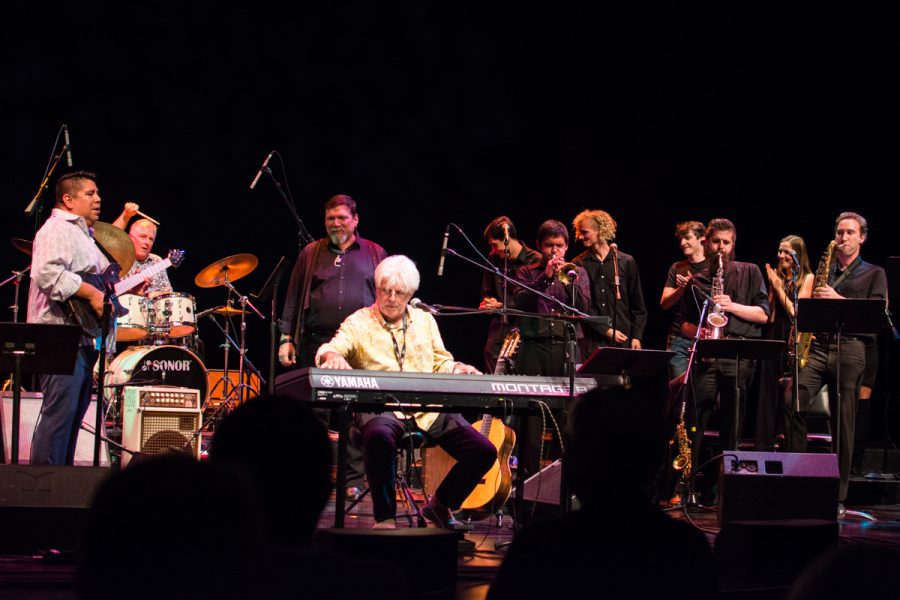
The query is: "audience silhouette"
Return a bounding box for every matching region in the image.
[488,385,718,599]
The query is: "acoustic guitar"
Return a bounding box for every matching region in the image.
[426,330,520,519]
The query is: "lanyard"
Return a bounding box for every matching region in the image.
[386,312,408,371]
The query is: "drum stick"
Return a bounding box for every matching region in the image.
[137,211,160,225]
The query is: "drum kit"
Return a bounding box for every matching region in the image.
[6,233,265,430]
[105,252,267,427]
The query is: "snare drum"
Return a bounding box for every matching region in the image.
[151,293,197,338]
[104,345,208,405]
[116,294,149,342]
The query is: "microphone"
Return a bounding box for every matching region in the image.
[566,268,578,280]
[437,225,450,276]
[502,222,510,244]
[249,150,274,190]
[63,125,73,167]
[410,298,440,315]
[789,249,801,268]
[610,243,621,300]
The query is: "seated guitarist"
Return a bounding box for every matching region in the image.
[27,171,110,465]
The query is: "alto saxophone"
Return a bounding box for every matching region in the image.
[704,252,729,339]
[797,240,837,368]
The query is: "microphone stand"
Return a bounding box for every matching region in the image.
[664,293,712,512]
[255,153,315,251]
[94,291,112,467]
[24,125,70,234]
[501,236,510,326]
[610,244,621,346]
[251,256,291,395]
[787,268,801,452]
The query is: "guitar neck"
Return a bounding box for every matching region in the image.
[115,258,171,295]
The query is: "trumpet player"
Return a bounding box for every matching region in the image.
[572,209,647,353]
[512,219,591,481]
[681,219,768,482]
[788,212,886,514]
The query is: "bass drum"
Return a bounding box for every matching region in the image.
[105,345,208,405]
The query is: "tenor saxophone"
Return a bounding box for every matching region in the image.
[672,402,692,476]
[797,240,837,368]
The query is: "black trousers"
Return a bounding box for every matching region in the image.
[789,340,865,501]
[355,412,496,522]
[690,357,756,468]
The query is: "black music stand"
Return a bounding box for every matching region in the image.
[0,323,81,464]
[695,339,785,450]
[577,347,674,383]
[796,298,886,464]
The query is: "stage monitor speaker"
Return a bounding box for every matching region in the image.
[121,386,202,467]
[718,451,839,525]
[0,464,110,553]
[1,392,110,466]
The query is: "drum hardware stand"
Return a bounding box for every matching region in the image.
[2,266,30,390]
[197,277,266,433]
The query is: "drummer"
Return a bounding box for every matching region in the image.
[113,202,172,297]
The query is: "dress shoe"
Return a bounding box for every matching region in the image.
[837,503,846,519]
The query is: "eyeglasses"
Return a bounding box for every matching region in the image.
[378,288,411,299]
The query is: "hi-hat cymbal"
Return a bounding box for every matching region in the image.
[194,254,258,288]
[93,222,136,274]
[11,238,33,256]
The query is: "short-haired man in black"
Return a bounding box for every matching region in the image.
[788,212,887,513]
[478,216,541,373]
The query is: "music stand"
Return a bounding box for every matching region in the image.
[796,298,886,465]
[696,339,785,450]
[577,347,674,381]
[0,323,81,464]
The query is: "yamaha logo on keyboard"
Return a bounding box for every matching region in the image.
[320,375,380,390]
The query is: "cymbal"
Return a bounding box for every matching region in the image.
[212,305,245,316]
[93,222,136,274]
[194,253,258,288]
[10,238,33,256]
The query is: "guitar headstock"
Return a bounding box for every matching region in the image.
[168,249,186,268]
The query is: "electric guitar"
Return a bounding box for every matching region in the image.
[64,249,185,337]
[456,329,520,517]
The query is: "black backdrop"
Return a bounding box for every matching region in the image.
[4,4,898,437]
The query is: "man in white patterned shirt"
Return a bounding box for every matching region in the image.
[317,255,496,529]
[28,171,108,465]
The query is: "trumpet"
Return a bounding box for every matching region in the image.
[556,262,579,285]
[549,250,579,285]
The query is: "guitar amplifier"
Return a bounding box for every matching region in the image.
[121,386,202,467]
